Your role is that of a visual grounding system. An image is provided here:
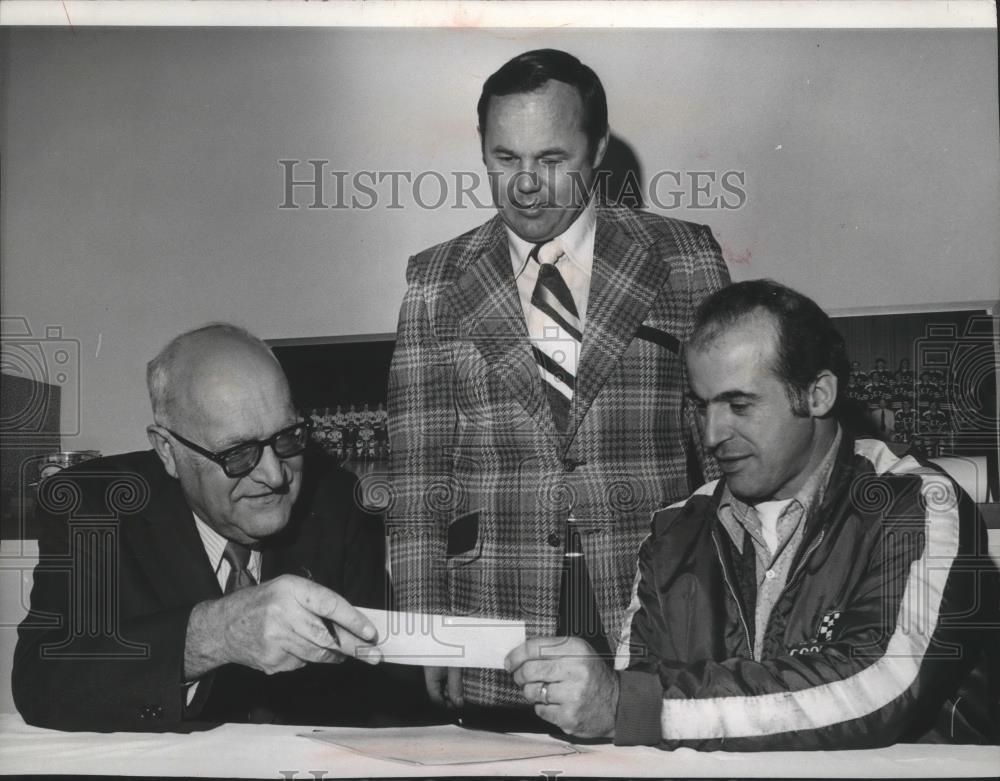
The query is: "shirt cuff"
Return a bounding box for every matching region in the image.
[614,670,664,746]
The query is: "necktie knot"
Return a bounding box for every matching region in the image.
[222,541,256,593]
[223,540,251,569]
[530,240,564,266]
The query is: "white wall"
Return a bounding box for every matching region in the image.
[2,27,998,456]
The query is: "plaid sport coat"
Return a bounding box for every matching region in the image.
[387,205,730,707]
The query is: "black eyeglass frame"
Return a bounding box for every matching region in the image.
[165,419,312,478]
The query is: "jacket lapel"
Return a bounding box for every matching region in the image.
[442,217,558,442]
[441,209,681,448]
[259,501,318,583]
[568,211,676,439]
[127,458,222,605]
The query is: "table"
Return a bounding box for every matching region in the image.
[0,714,997,779]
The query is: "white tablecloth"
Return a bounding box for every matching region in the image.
[0,713,997,778]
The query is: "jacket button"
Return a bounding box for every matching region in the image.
[546,533,561,548]
[563,460,576,472]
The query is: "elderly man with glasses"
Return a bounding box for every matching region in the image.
[14,323,426,731]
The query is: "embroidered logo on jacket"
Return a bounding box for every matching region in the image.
[790,611,843,655]
[814,610,842,643]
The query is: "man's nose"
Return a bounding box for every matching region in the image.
[702,407,731,451]
[513,165,541,193]
[249,445,286,488]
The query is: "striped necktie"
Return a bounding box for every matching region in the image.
[222,541,257,593]
[529,241,582,431]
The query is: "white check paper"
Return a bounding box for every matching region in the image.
[356,608,526,668]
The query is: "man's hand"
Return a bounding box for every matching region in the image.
[505,637,618,738]
[185,574,381,679]
[424,666,464,708]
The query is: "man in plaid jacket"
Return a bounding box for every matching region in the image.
[387,48,729,723]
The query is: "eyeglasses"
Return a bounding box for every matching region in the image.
[166,420,311,478]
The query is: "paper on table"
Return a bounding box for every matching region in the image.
[355,608,525,668]
[301,725,582,766]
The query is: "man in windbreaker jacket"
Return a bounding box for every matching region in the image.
[506,279,999,749]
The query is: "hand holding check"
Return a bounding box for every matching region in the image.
[185,574,381,679]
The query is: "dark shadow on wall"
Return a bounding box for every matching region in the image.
[596,134,644,209]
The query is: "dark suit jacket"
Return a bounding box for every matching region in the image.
[13,446,428,731]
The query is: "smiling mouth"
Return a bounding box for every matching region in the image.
[510,198,545,213]
[244,492,284,503]
[716,454,751,470]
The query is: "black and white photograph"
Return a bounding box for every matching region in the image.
[0,1,997,778]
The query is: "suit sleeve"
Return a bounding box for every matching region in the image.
[680,225,729,486]
[616,476,998,750]
[386,254,455,616]
[12,475,193,731]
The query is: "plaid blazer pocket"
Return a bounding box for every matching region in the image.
[634,325,681,355]
[446,510,485,617]
[446,509,482,565]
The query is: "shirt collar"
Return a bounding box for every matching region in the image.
[192,513,230,573]
[192,513,261,577]
[718,426,843,541]
[507,198,596,280]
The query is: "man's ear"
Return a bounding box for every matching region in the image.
[147,425,179,478]
[808,370,838,418]
[591,130,610,169]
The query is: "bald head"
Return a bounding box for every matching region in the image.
[147,324,287,428]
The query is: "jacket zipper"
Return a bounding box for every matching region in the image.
[711,530,754,661]
[756,530,826,659]
[787,530,826,587]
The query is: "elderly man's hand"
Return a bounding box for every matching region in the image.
[505,637,618,738]
[185,574,381,679]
